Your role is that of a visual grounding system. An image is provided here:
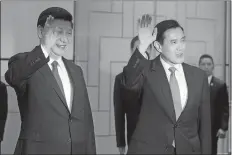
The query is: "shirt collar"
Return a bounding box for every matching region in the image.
[41,44,49,58]
[40,44,63,66]
[208,75,213,84]
[160,55,183,73]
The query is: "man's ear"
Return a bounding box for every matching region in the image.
[153,41,162,53]
[37,25,43,39]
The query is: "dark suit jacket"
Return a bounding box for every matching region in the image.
[122,49,211,154]
[114,72,142,147]
[210,76,229,135]
[0,81,8,141]
[5,46,96,154]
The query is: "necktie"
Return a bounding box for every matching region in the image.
[169,67,182,148]
[52,61,65,97]
[169,67,182,120]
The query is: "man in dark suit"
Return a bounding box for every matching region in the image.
[5,7,96,154]
[114,36,141,154]
[0,81,8,154]
[199,54,229,155]
[122,14,211,154]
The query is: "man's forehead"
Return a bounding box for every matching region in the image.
[50,19,72,29]
[164,27,184,39]
[201,58,213,62]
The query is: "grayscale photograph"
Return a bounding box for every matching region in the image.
[0,0,231,154]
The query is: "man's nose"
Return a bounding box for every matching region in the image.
[205,66,210,70]
[177,42,185,51]
[60,34,70,43]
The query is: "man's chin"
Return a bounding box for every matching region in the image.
[56,52,65,57]
[173,59,184,64]
[52,50,65,57]
[206,72,212,76]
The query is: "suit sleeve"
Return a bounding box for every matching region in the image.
[79,67,96,154]
[219,83,229,131]
[0,83,8,141]
[4,49,49,94]
[199,73,211,154]
[113,75,126,147]
[122,48,150,94]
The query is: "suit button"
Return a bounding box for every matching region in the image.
[174,124,178,128]
[165,145,169,151]
[67,138,71,143]
[69,117,73,123]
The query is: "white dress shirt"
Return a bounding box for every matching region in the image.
[41,45,72,111]
[160,56,188,147]
[160,56,188,109]
[208,75,213,85]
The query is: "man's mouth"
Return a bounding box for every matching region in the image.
[176,53,183,57]
[56,44,67,50]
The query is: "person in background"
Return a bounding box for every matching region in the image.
[114,32,157,154]
[0,81,8,154]
[114,36,140,155]
[199,54,229,155]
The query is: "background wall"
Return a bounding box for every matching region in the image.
[1,0,230,154]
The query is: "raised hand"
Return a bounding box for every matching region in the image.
[137,14,157,59]
[42,15,61,60]
[43,15,57,53]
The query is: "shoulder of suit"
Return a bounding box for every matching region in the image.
[65,60,83,73]
[0,81,6,88]
[114,73,123,84]
[11,51,30,59]
[183,63,205,76]
[213,76,225,86]
[0,81,4,86]
[115,72,123,79]
[10,46,40,59]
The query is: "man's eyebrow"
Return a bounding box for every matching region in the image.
[181,36,186,39]
[55,27,63,30]
[170,39,177,41]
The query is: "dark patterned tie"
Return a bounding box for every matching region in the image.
[52,61,65,97]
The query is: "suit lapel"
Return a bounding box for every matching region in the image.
[210,76,216,101]
[62,58,85,117]
[39,62,68,110]
[149,56,176,123]
[210,76,215,88]
[179,63,195,119]
[149,58,196,123]
[62,58,75,110]
[35,45,68,111]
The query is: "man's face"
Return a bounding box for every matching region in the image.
[199,58,214,76]
[160,27,186,65]
[42,19,73,57]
